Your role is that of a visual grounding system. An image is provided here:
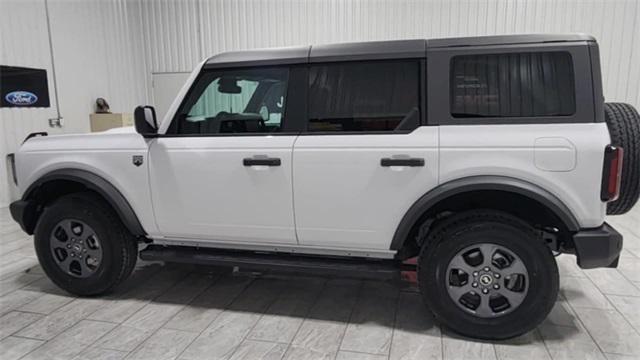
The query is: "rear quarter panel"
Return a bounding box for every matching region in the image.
[439,123,610,228]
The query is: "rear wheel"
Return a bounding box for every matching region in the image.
[418,210,558,340]
[34,192,138,296]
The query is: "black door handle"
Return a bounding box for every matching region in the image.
[243,157,281,166]
[380,158,425,167]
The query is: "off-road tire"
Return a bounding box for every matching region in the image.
[34,192,138,296]
[418,210,558,340]
[604,102,640,215]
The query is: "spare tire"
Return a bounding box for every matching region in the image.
[604,102,640,215]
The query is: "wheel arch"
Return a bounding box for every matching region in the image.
[391,175,581,255]
[16,168,146,237]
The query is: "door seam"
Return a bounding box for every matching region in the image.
[291,134,301,244]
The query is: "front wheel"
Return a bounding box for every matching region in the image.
[418,210,558,340]
[34,192,138,296]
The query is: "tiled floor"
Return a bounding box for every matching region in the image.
[0,206,639,360]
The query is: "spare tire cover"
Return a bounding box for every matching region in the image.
[604,102,640,215]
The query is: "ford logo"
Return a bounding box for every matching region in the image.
[5,91,38,106]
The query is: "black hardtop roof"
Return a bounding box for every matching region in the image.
[204,33,595,69]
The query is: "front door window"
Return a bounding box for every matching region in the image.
[169,67,289,135]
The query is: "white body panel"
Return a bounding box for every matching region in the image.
[439,123,610,228]
[148,136,297,244]
[14,129,159,235]
[13,121,611,256]
[292,127,439,250]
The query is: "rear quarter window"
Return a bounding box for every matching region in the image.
[450,51,575,118]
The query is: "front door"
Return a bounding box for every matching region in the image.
[149,66,298,245]
[293,60,439,250]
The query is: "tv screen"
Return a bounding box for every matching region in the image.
[1,65,51,108]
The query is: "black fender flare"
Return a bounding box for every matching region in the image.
[390,175,581,250]
[20,168,146,236]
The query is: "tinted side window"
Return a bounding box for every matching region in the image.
[308,61,420,132]
[170,67,288,135]
[451,52,575,118]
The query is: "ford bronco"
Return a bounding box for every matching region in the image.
[9,34,640,339]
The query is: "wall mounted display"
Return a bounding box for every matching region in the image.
[0,65,50,108]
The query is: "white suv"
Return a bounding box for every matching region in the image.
[9,34,639,340]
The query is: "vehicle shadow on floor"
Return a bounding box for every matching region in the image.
[16,260,582,344]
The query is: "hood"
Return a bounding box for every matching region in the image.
[19,128,147,153]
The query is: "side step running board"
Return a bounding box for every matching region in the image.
[140,245,409,280]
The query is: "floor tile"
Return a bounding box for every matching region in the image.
[584,268,640,297]
[0,257,39,280]
[340,281,398,355]
[336,351,388,360]
[16,297,108,340]
[290,279,361,357]
[228,340,288,360]
[164,275,250,333]
[0,272,42,296]
[21,320,116,360]
[606,295,640,333]
[442,331,497,360]
[616,258,640,283]
[247,277,323,344]
[542,299,583,329]
[0,336,44,360]
[493,331,550,360]
[574,307,640,356]
[539,323,606,360]
[0,200,638,360]
[121,274,212,331]
[282,345,334,360]
[95,325,155,352]
[389,292,441,360]
[561,277,613,310]
[0,311,44,340]
[71,347,128,360]
[88,268,187,323]
[127,328,198,360]
[0,290,43,316]
[18,292,76,314]
[557,255,587,278]
[603,353,640,360]
[179,279,284,360]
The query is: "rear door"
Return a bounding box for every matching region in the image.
[292,60,439,250]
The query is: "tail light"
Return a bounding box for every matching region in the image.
[601,145,623,202]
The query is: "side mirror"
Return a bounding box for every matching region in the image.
[134,105,158,136]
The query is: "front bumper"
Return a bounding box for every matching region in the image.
[9,199,38,235]
[573,222,622,269]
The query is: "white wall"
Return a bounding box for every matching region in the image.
[1,0,62,207]
[2,0,639,208]
[139,0,640,108]
[0,0,148,207]
[46,0,148,134]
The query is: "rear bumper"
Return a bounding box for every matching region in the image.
[573,222,623,269]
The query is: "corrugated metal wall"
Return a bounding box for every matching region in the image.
[139,0,640,107]
[46,0,148,134]
[2,0,639,207]
[0,0,148,207]
[1,0,59,207]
